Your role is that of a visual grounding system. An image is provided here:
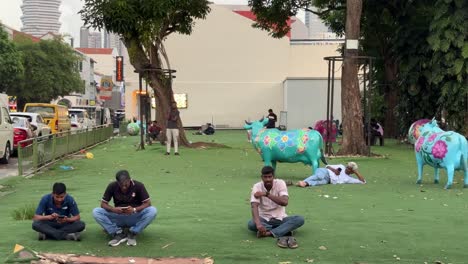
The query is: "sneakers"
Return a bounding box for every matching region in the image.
[126,232,137,246]
[38,232,46,241]
[174,152,180,156]
[165,152,170,155]
[65,232,81,241]
[108,232,127,247]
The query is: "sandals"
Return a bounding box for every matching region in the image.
[287,236,298,249]
[277,236,299,249]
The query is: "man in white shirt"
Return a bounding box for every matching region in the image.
[248,166,305,249]
[296,162,366,187]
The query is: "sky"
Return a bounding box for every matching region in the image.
[0,0,296,46]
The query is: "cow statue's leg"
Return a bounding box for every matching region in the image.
[434,168,440,184]
[415,153,424,184]
[444,164,455,189]
[271,160,277,170]
[311,159,319,175]
[462,155,468,188]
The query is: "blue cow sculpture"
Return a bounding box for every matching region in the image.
[244,118,327,173]
[414,119,468,189]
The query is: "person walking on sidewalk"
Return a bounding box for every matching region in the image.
[93,170,157,247]
[248,166,305,249]
[32,182,85,241]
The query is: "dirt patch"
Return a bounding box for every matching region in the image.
[33,253,214,264]
[190,142,229,149]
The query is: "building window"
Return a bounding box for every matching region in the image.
[174,93,188,109]
[79,61,83,72]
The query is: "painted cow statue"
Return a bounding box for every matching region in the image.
[244,118,327,173]
[414,119,468,189]
[408,119,431,144]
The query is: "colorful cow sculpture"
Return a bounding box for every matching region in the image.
[414,119,468,189]
[244,118,327,173]
[408,119,431,144]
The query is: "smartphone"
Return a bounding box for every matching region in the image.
[120,206,130,210]
[337,168,342,173]
[58,215,66,218]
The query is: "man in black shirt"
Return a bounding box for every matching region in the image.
[266,109,277,129]
[93,170,157,247]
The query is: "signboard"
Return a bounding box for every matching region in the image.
[98,76,113,101]
[116,56,124,82]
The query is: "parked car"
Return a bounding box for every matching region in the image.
[69,108,93,131]
[0,93,13,164]
[23,103,71,134]
[10,112,52,138]
[11,116,35,154]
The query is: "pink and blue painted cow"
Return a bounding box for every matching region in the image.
[414,119,468,189]
[244,118,327,173]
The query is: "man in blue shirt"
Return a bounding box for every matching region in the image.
[32,182,85,241]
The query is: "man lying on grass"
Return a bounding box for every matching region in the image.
[248,166,305,249]
[93,170,157,247]
[296,162,366,187]
[32,182,85,241]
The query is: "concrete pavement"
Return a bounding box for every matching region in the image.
[0,158,19,179]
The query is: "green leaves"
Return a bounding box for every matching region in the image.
[0,26,24,93]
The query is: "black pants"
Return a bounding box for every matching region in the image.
[32,220,85,240]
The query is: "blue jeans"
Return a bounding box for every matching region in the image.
[303,168,330,186]
[32,220,85,240]
[93,206,157,235]
[248,215,304,238]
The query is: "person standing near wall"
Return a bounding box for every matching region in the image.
[166,102,180,155]
[266,109,277,129]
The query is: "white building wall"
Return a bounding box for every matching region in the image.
[21,0,62,37]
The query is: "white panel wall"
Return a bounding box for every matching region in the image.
[284,78,342,130]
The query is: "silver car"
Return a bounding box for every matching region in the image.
[10,112,52,138]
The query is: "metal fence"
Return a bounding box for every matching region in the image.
[17,125,113,176]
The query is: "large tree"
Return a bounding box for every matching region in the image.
[80,0,211,146]
[9,36,84,110]
[0,26,23,94]
[249,0,367,155]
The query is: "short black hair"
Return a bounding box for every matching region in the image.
[116,170,131,183]
[52,182,66,195]
[261,166,275,176]
[268,109,273,112]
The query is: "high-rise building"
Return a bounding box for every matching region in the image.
[103,30,124,54]
[21,0,62,37]
[304,10,334,39]
[80,26,89,48]
[88,31,102,48]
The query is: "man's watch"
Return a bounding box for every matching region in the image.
[133,208,137,214]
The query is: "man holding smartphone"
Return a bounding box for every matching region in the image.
[93,170,157,247]
[296,162,366,187]
[32,182,85,241]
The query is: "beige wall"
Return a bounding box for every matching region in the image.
[122,5,343,128]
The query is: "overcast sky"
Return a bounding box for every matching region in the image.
[1,0,294,46]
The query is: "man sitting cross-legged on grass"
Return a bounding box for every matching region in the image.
[296,162,366,187]
[32,182,85,241]
[93,170,157,247]
[248,166,305,249]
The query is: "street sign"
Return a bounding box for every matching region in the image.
[116,56,124,82]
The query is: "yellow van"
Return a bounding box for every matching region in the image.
[23,103,71,134]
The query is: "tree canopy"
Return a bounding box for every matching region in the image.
[80,0,211,146]
[0,26,23,93]
[9,36,84,108]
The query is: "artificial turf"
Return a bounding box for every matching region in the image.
[0,130,466,264]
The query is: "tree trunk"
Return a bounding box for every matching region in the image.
[124,38,191,147]
[338,0,367,156]
[383,58,399,138]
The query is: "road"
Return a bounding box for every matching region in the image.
[0,158,19,179]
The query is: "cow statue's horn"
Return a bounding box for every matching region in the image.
[245,120,252,125]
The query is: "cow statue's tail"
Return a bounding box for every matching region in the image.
[320,149,328,165]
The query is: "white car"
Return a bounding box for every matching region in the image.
[0,93,13,164]
[10,112,52,138]
[69,109,93,131]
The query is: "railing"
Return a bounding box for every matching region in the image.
[17,125,113,176]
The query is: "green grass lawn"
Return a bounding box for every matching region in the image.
[0,130,467,264]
